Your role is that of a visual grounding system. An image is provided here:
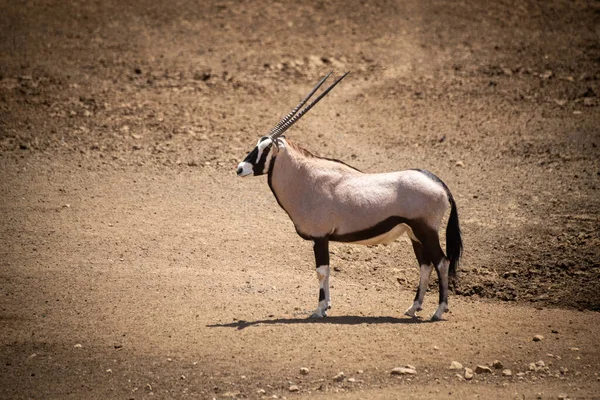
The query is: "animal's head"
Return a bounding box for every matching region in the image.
[236,71,348,177]
[236,136,276,177]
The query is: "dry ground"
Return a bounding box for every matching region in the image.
[1,0,599,399]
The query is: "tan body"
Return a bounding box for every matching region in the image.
[269,140,449,242]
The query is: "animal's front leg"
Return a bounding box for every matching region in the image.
[310,238,330,319]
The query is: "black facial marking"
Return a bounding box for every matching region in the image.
[243,147,258,164]
[253,144,271,175]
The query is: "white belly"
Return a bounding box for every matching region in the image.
[350,223,411,246]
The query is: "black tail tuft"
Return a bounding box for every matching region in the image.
[446,192,463,281]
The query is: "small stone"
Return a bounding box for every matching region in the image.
[558,394,570,400]
[492,360,504,369]
[223,393,243,399]
[74,344,82,348]
[455,160,464,167]
[503,270,518,278]
[475,365,492,374]
[535,360,545,368]
[257,389,266,394]
[288,385,299,392]
[540,70,553,80]
[347,377,356,383]
[554,99,568,107]
[569,347,579,351]
[529,362,537,371]
[533,335,544,342]
[464,368,474,380]
[300,367,309,375]
[448,361,463,370]
[391,367,417,375]
[333,372,345,382]
[356,370,364,374]
[502,369,512,377]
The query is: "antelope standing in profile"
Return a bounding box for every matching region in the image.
[237,72,463,321]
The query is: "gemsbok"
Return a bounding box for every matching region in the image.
[236,72,463,321]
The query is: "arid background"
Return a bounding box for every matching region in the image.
[1,0,599,399]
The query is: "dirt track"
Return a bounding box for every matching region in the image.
[1,1,599,399]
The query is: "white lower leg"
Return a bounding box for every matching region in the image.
[405,264,433,317]
[432,301,448,321]
[324,271,331,309]
[431,260,449,321]
[311,265,330,318]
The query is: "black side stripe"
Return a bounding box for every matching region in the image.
[329,216,410,243]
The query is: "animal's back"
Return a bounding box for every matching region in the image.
[330,169,449,234]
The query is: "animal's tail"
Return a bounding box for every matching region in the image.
[445,192,463,281]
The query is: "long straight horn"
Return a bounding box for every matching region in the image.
[271,71,349,140]
[268,71,333,138]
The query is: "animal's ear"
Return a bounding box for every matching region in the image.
[272,137,285,154]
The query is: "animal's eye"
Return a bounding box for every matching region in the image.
[244,147,258,163]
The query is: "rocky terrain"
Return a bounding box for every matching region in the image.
[1,0,599,398]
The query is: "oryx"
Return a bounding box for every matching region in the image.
[237,72,463,321]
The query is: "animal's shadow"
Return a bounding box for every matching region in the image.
[207,315,435,330]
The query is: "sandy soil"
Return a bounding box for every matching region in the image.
[1,0,599,398]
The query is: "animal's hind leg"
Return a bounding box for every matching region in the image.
[431,257,450,321]
[408,225,449,321]
[404,240,433,318]
[310,238,331,319]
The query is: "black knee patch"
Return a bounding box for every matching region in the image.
[319,288,326,302]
